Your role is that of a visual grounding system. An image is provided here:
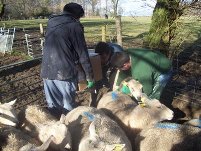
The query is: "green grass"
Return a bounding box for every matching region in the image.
[0,16,200,49]
[11,51,33,60]
[169,17,201,54]
[0,19,48,28]
[0,17,152,44]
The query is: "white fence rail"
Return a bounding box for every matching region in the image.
[25,33,44,57]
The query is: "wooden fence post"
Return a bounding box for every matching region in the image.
[39,23,44,37]
[102,25,106,42]
[115,15,122,46]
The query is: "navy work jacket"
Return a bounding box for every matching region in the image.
[41,12,93,81]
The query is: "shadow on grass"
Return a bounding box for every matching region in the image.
[123,32,149,41]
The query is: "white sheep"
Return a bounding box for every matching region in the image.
[0,99,18,127]
[18,105,72,151]
[118,77,143,100]
[19,135,55,151]
[135,122,201,151]
[37,115,72,151]
[0,126,47,151]
[79,116,127,151]
[97,91,174,145]
[65,106,132,151]
[97,91,137,108]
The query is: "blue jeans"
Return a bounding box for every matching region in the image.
[149,69,173,100]
[43,78,78,112]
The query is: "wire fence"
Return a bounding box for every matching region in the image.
[3,26,109,58]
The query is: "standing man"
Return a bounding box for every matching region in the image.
[95,41,123,89]
[41,3,94,116]
[110,48,172,100]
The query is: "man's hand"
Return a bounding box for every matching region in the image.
[87,80,95,88]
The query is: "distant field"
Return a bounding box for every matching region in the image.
[0,16,200,49]
[0,17,152,48]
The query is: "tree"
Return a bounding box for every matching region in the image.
[4,0,52,19]
[111,0,119,16]
[0,0,6,19]
[87,0,99,15]
[111,0,123,46]
[144,0,199,57]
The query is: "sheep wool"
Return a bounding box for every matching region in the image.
[65,106,132,151]
[18,105,72,151]
[97,91,174,148]
[135,123,201,151]
[78,112,132,151]
[0,127,40,151]
[0,99,18,127]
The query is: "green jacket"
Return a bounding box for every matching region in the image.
[116,48,172,99]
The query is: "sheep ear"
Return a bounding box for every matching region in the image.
[59,114,65,124]
[35,135,55,151]
[89,121,99,140]
[6,99,17,106]
[139,84,143,89]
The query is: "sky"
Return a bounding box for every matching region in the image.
[121,0,156,16]
[100,0,156,16]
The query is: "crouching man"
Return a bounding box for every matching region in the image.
[110,48,173,100]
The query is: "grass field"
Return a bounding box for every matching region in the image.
[0,16,200,49]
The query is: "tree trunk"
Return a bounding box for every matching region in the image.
[115,15,122,46]
[144,0,181,56]
[0,0,5,19]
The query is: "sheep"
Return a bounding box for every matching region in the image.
[19,135,55,151]
[18,105,72,151]
[97,91,174,146]
[79,116,127,151]
[134,122,201,151]
[184,118,201,128]
[97,91,138,108]
[171,95,201,119]
[36,115,72,151]
[0,99,18,127]
[118,77,143,100]
[0,126,47,151]
[65,106,132,151]
[18,105,56,131]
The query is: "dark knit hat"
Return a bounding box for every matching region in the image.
[63,3,84,19]
[110,52,130,68]
[95,42,111,55]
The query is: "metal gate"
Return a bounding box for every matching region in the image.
[0,27,16,54]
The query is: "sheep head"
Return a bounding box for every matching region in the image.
[37,114,72,150]
[89,120,126,151]
[79,118,126,151]
[126,78,143,100]
[146,98,174,121]
[119,77,143,100]
[0,99,18,127]
[130,96,174,129]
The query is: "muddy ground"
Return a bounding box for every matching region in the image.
[0,29,201,122]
